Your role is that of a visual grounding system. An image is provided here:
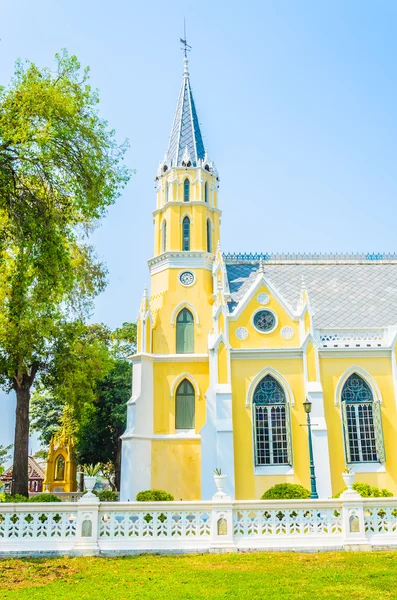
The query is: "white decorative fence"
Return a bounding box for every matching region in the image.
[2,497,397,555]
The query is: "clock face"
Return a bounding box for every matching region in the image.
[179,271,195,286]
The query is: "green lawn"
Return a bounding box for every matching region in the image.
[1,551,397,599]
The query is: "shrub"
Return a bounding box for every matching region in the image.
[136,489,174,502]
[2,493,28,502]
[28,493,61,502]
[261,483,311,500]
[96,489,118,502]
[334,483,393,498]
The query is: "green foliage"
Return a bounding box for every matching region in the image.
[0,50,130,495]
[261,483,311,500]
[2,493,28,502]
[28,493,61,502]
[82,463,102,477]
[96,489,118,502]
[334,483,393,498]
[136,489,175,502]
[0,444,12,470]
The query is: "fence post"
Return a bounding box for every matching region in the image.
[210,493,236,552]
[341,492,370,550]
[72,494,100,555]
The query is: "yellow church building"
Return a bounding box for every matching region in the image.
[120,54,397,501]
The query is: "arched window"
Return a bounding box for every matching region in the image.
[162,221,167,253]
[176,308,194,353]
[55,455,65,481]
[175,379,195,429]
[341,374,385,463]
[182,216,190,251]
[206,219,212,253]
[184,178,190,202]
[204,181,209,203]
[165,183,169,204]
[253,375,291,466]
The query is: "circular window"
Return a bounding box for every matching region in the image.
[252,309,277,333]
[179,271,195,286]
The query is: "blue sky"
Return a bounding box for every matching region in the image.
[1,0,397,448]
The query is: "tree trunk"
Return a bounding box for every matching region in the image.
[114,431,122,491]
[12,385,31,497]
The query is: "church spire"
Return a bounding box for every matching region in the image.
[164,55,206,168]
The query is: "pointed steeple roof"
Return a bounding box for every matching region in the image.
[165,57,206,167]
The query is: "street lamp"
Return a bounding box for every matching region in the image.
[303,399,319,499]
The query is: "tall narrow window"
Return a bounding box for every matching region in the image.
[176,308,194,353]
[341,374,384,463]
[165,183,169,204]
[162,221,167,253]
[253,375,291,466]
[206,219,212,253]
[182,216,190,251]
[204,181,208,203]
[175,379,195,429]
[184,178,190,202]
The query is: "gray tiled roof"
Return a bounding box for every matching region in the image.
[225,261,397,328]
[165,59,205,167]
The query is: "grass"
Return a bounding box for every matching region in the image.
[1,551,397,599]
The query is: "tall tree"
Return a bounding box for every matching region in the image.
[0,51,129,495]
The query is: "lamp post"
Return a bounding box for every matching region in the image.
[303,399,318,499]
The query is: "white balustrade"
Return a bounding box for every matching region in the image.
[2,498,397,555]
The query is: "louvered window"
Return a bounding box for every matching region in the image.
[182,216,190,251]
[184,178,190,202]
[176,308,194,353]
[175,379,195,429]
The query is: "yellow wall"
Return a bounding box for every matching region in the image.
[231,357,308,500]
[151,268,214,355]
[321,355,397,495]
[151,439,201,500]
[229,284,299,349]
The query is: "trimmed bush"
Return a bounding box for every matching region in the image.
[96,489,118,502]
[28,493,62,502]
[3,493,28,503]
[261,483,311,500]
[334,483,393,498]
[136,489,174,502]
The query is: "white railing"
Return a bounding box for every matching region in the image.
[319,329,386,348]
[2,497,397,555]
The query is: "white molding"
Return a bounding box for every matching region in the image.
[180,211,193,225]
[170,372,201,399]
[349,463,386,473]
[229,272,297,322]
[319,349,391,358]
[148,252,215,275]
[130,353,208,363]
[123,433,201,441]
[334,365,384,406]
[171,302,200,325]
[254,466,294,476]
[231,349,302,360]
[152,202,222,217]
[246,366,295,407]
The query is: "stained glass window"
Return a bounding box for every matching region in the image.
[341,374,384,463]
[253,310,276,333]
[184,178,190,202]
[182,216,190,251]
[175,379,195,429]
[176,308,194,353]
[253,375,291,466]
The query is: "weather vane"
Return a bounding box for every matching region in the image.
[180,19,192,58]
